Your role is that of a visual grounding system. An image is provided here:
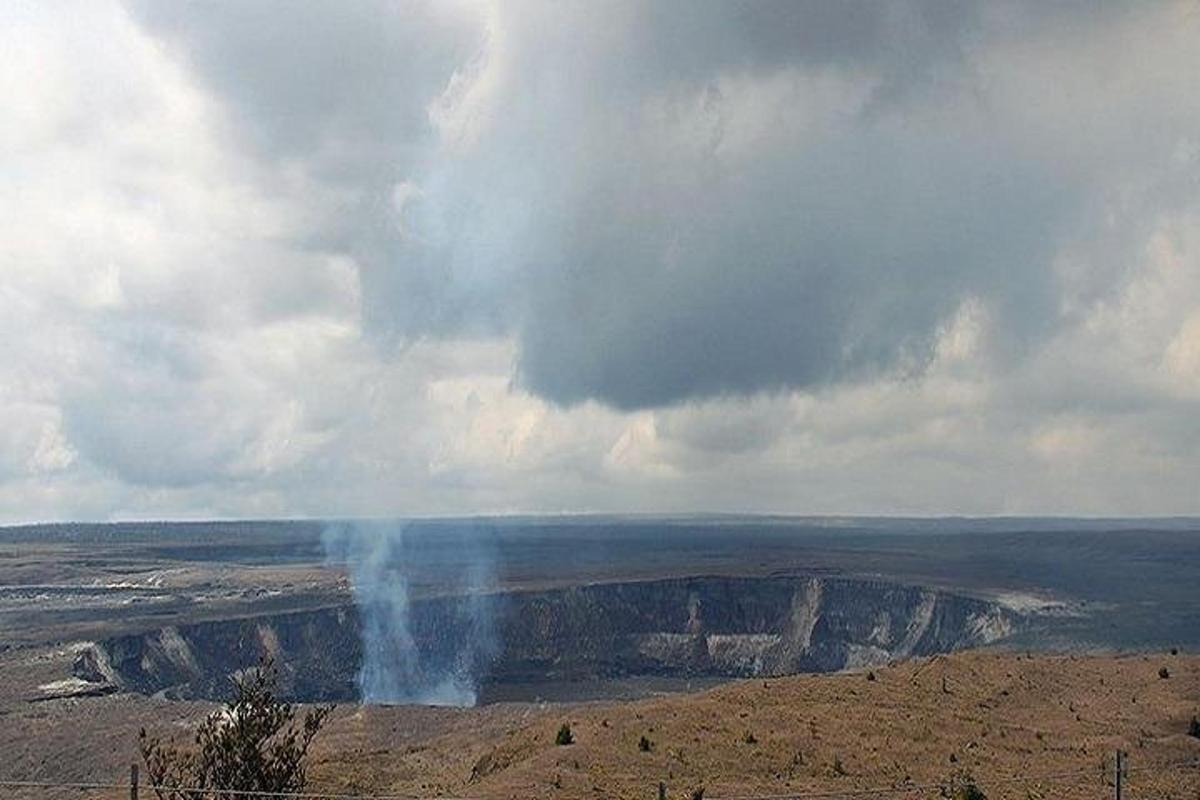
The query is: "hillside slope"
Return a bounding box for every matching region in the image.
[3,650,1197,799]
[309,651,1200,799]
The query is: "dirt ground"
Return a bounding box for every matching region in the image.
[3,649,1198,799]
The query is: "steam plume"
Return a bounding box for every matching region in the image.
[322,521,498,706]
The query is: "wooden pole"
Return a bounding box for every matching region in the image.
[1114,750,1123,800]
[130,763,139,800]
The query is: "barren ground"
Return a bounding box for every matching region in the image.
[3,650,1198,799]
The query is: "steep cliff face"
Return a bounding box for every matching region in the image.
[78,606,362,700]
[75,576,1016,702]
[494,576,1012,680]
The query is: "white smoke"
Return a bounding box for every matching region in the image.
[322,521,498,706]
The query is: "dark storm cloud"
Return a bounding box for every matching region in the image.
[125,0,1176,410]
[411,0,1108,408]
[621,0,980,104]
[514,127,1070,408]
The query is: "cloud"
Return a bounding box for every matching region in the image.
[375,0,1195,409]
[127,0,480,166]
[112,1,1200,411]
[1,0,1199,521]
[125,0,499,341]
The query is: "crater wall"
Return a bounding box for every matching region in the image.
[73,576,1016,702]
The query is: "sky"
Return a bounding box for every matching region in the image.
[2,1,1200,523]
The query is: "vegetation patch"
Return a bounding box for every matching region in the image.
[138,657,332,800]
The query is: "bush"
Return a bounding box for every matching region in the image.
[638,735,653,752]
[1188,716,1200,739]
[742,731,758,745]
[1158,666,1170,679]
[941,771,986,800]
[138,657,332,800]
[556,723,574,746]
[956,782,986,800]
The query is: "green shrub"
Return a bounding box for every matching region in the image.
[1188,716,1200,739]
[138,657,332,800]
[555,723,574,746]
[1159,666,1170,679]
[638,735,653,752]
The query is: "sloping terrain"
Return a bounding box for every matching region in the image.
[3,650,1197,799]
[308,650,1200,799]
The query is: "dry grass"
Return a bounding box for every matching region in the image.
[310,651,1200,799]
[2,650,1197,799]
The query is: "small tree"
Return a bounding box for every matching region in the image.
[138,658,333,800]
[555,723,574,746]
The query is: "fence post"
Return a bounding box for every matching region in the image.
[1114,750,1123,800]
[130,763,139,800]
[658,780,666,800]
